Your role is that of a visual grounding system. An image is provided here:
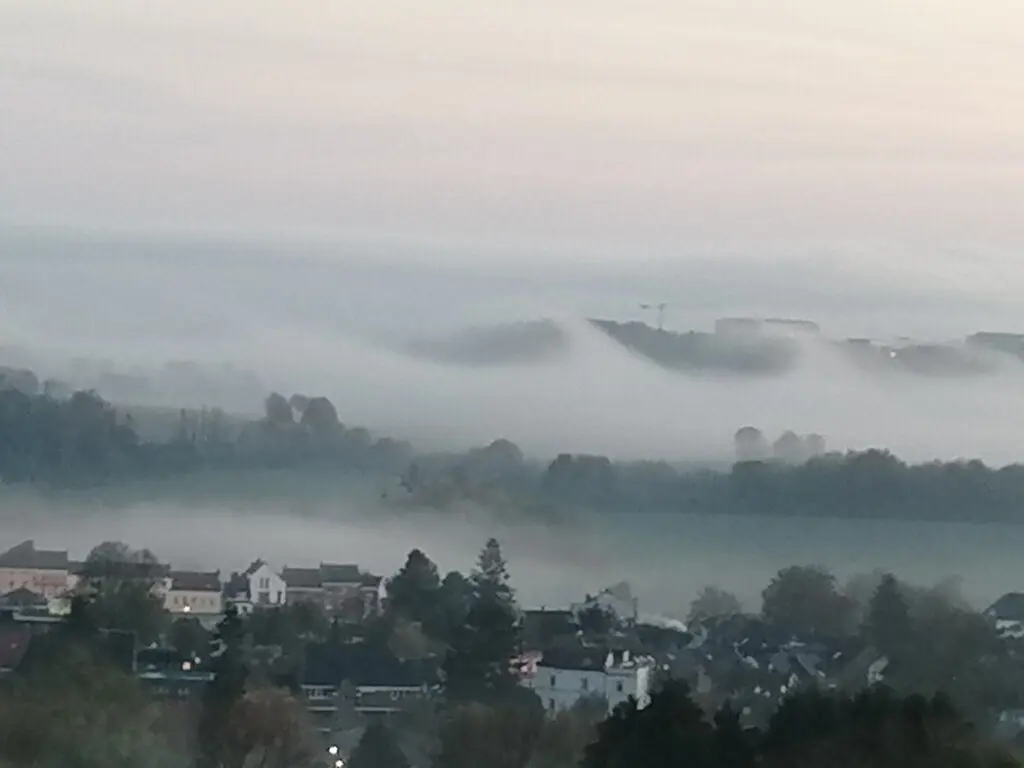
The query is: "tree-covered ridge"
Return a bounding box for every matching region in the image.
[5,379,1024,524]
[411,449,1024,524]
[0,386,412,485]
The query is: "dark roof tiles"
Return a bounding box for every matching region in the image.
[0,540,68,570]
[168,571,221,592]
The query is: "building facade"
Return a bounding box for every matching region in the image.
[522,649,653,714]
[0,540,71,599]
[164,571,223,618]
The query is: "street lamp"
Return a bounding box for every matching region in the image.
[327,746,339,757]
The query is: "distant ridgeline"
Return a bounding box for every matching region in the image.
[2,368,1024,524]
[403,442,1024,524]
[590,319,1024,377]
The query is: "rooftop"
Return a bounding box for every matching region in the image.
[319,564,362,585]
[537,647,609,672]
[243,559,267,577]
[168,570,221,592]
[988,592,1024,621]
[283,567,323,589]
[0,540,68,570]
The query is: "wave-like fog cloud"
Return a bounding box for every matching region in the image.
[4,232,1024,466]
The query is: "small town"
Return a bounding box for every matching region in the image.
[3,535,1024,767]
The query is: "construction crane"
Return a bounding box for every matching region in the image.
[640,302,668,331]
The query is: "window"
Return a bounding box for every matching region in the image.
[616,681,624,693]
[581,677,589,691]
[548,699,556,711]
[549,675,557,687]
[259,577,270,589]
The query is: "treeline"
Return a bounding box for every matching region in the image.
[6,377,1024,525]
[580,681,1018,768]
[405,446,1024,524]
[0,386,412,485]
[533,450,1024,523]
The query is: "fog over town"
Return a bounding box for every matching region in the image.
[4,2,1024,764]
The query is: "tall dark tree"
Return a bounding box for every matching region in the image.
[80,541,167,643]
[864,573,911,658]
[760,686,1014,768]
[198,605,250,768]
[582,680,718,768]
[170,616,211,660]
[300,396,341,436]
[263,392,294,427]
[578,604,617,636]
[387,549,442,628]
[444,539,520,701]
[688,586,743,625]
[435,570,472,644]
[433,692,544,768]
[762,565,855,637]
[348,722,410,768]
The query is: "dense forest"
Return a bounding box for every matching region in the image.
[3,369,1024,524]
[0,384,413,486]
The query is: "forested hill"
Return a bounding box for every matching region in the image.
[0,387,412,486]
[3,379,1024,525]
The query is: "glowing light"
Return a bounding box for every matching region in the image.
[327,746,339,757]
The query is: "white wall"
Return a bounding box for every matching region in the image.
[247,563,286,607]
[524,664,649,714]
[165,590,223,616]
[0,567,69,599]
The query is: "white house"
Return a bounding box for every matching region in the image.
[245,560,286,608]
[224,559,286,614]
[522,647,653,715]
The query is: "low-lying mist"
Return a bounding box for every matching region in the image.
[4,481,1023,616]
[5,231,1024,618]
[4,230,1024,465]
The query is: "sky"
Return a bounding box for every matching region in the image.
[3,1,1024,255]
[5,2,1024,466]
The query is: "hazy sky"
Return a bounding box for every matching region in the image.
[3,1,1024,255]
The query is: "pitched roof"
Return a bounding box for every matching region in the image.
[168,571,221,592]
[0,540,68,570]
[319,564,362,584]
[243,559,266,577]
[283,567,323,589]
[988,592,1024,621]
[538,646,608,672]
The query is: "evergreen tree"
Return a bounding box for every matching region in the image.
[348,722,410,768]
[198,605,249,768]
[443,539,520,701]
[387,548,442,628]
[864,573,912,658]
[582,680,715,768]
